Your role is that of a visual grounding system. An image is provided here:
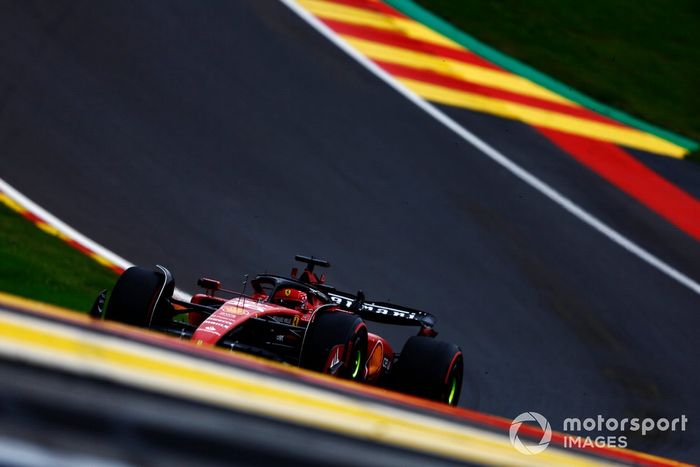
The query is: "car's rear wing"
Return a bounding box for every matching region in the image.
[327,290,436,330]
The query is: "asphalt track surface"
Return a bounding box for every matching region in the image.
[1,0,699,462]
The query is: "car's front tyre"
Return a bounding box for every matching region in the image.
[104,266,173,327]
[300,310,368,381]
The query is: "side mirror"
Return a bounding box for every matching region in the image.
[197,277,221,296]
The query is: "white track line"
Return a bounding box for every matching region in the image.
[280,0,700,297]
[0,178,192,300]
[0,177,132,270]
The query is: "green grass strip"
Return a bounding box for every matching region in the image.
[0,202,117,312]
[384,0,698,154]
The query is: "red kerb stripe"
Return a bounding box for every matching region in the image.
[539,128,700,242]
[378,61,626,127]
[322,18,503,71]
[323,0,406,18]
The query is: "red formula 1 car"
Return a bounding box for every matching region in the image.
[93,255,463,405]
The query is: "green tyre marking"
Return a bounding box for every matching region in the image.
[447,375,457,405]
[351,349,362,379]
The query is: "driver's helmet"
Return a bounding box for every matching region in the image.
[272,288,309,312]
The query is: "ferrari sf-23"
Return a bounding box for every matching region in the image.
[93,255,463,405]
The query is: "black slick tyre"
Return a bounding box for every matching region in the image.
[391,336,463,405]
[300,311,368,381]
[104,266,172,327]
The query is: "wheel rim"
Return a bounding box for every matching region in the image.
[350,348,362,379]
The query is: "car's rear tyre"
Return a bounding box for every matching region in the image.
[300,311,368,381]
[391,336,463,405]
[104,266,173,327]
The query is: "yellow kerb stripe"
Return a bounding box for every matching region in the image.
[343,37,575,106]
[35,221,71,241]
[0,192,27,214]
[90,252,116,267]
[401,78,687,158]
[298,0,462,49]
[296,0,688,158]
[0,306,608,467]
[0,291,84,316]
